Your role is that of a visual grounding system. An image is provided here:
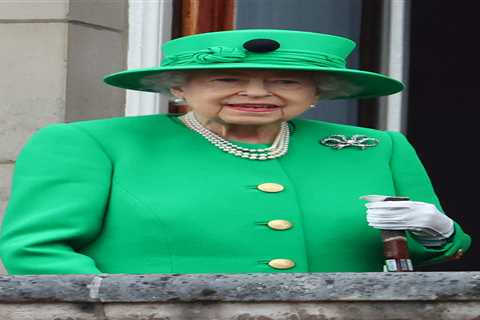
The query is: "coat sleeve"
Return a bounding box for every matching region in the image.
[387,130,471,266]
[0,124,112,274]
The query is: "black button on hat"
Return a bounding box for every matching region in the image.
[243,38,280,53]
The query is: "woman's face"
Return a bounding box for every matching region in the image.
[170,69,319,126]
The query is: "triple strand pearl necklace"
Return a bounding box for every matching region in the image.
[180,111,290,160]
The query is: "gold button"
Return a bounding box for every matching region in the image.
[257,183,284,193]
[267,220,293,230]
[268,258,295,269]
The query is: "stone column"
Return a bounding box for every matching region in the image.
[0,0,129,274]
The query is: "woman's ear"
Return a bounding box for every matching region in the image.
[170,87,184,99]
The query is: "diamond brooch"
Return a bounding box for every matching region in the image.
[320,134,379,150]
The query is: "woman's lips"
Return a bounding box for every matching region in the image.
[224,104,280,113]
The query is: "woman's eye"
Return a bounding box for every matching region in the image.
[272,79,301,84]
[214,78,241,82]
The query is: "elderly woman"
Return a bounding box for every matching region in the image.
[0,29,471,274]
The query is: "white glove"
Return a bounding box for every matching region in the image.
[360,195,454,246]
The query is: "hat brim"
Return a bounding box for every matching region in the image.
[104,64,404,100]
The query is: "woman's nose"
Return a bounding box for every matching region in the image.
[240,79,273,96]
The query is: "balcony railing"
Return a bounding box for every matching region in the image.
[1,272,479,319]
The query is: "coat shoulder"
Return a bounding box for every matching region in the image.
[69,113,175,133]
[29,114,181,152]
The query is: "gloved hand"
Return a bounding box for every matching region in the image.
[360,195,454,241]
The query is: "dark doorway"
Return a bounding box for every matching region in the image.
[408,1,480,270]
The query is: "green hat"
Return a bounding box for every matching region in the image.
[104,29,404,99]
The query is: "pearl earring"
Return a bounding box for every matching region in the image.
[173,97,185,104]
[309,104,316,108]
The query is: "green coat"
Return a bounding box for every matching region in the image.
[0,114,471,274]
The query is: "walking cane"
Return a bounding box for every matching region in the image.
[381,196,414,272]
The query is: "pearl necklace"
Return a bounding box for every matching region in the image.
[180,112,290,160]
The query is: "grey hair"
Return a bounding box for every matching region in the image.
[312,73,363,100]
[139,70,363,102]
[140,72,188,100]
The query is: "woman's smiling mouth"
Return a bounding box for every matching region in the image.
[224,103,281,112]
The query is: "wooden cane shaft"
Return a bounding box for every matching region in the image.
[381,230,410,259]
[381,197,413,272]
